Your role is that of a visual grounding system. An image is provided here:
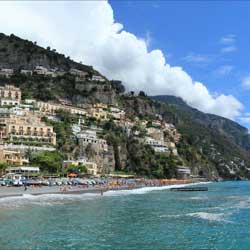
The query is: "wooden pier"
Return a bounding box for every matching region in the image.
[170,186,208,192]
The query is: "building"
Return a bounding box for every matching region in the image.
[2,149,29,166]
[109,106,125,120]
[146,127,164,141]
[145,137,169,153]
[0,85,22,106]
[33,66,48,75]
[63,158,98,176]
[0,109,56,146]
[177,166,191,179]
[5,166,40,177]
[77,129,108,152]
[5,120,56,145]
[91,75,106,82]
[0,69,14,78]
[36,101,87,116]
[0,144,29,166]
[86,103,108,121]
[70,68,89,78]
[20,70,33,76]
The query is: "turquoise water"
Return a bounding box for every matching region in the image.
[1,182,250,250]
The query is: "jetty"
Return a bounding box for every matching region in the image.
[170,186,208,192]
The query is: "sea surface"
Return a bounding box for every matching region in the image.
[1,181,250,250]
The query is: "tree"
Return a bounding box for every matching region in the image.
[139,91,146,97]
[0,161,7,176]
[30,151,63,173]
[78,164,87,173]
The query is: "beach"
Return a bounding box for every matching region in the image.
[0,179,202,199]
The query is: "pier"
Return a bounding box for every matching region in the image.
[170,186,208,192]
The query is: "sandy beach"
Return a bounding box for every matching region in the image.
[0,180,204,199]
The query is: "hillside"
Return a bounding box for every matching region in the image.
[0,32,250,180]
[151,95,250,150]
[0,33,123,105]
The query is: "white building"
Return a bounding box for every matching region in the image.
[0,69,14,78]
[145,137,169,153]
[70,68,89,78]
[77,130,108,152]
[5,166,40,177]
[34,66,48,75]
[91,75,106,82]
[20,70,33,76]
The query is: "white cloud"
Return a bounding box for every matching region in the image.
[215,65,234,75]
[241,76,250,89]
[220,34,237,53]
[182,53,212,63]
[238,117,250,123]
[220,34,235,45]
[221,45,237,53]
[0,1,243,120]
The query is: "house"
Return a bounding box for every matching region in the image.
[5,166,40,177]
[0,69,14,78]
[146,127,164,141]
[177,166,191,179]
[109,106,125,120]
[91,75,106,82]
[0,85,22,106]
[34,66,48,75]
[145,136,169,153]
[5,121,56,146]
[24,99,36,104]
[70,68,89,78]
[63,158,98,176]
[20,69,33,76]
[0,145,29,166]
[77,129,108,152]
[87,104,108,121]
[36,101,87,116]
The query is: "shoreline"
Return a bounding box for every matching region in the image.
[0,181,209,199]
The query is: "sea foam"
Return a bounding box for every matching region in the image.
[0,182,210,208]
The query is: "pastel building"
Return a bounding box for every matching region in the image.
[0,85,22,106]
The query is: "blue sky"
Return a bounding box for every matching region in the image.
[110,1,250,126]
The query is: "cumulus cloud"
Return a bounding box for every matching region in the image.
[0,1,243,120]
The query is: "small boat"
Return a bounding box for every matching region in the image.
[170,186,208,192]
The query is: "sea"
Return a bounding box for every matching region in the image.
[1,181,250,250]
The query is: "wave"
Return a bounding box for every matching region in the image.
[187,212,230,222]
[105,182,211,197]
[0,182,210,208]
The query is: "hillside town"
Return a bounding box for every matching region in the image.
[0,73,185,184]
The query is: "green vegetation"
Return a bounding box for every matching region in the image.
[30,151,64,174]
[44,110,76,152]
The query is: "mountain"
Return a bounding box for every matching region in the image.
[0,33,92,72]
[0,32,250,180]
[151,95,250,150]
[0,33,122,105]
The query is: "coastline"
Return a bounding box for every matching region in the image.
[0,181,209,199]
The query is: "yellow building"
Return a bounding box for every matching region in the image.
[5,121,56,145]
[0,85,22,106]
[63,159,98,176]
[37,101,87,116]
[2,150,29,165]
